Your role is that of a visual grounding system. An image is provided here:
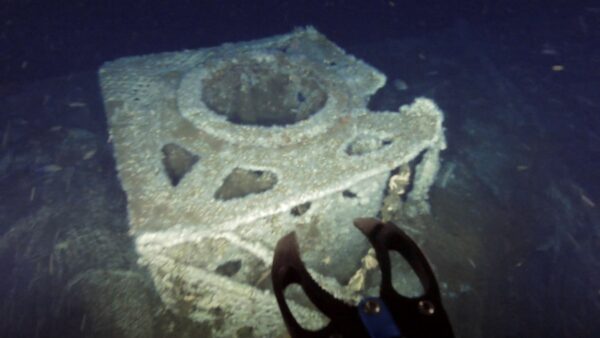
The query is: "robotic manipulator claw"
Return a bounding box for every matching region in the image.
[271,218,455,338]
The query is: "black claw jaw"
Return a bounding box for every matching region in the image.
[272,218,455,338]
[271,232,368,338]
[353,218,454,338]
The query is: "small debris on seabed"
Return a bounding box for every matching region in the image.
[41,164,62,173]
[29,187,36,202]
[540,43,558,55]
[393,78,409,91]
[68,101,87,108]
[83,149,96,160]
[581,193,595,208]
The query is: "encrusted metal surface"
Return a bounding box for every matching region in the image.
[99,27,445,336]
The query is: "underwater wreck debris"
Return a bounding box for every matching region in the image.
[388,164,411,195]
[347,248,379,294]
[381,164,412,222]
[99,26,446,336]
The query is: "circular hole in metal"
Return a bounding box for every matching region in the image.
[202,58,327,126]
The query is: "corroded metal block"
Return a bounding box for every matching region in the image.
[99,27,445,336]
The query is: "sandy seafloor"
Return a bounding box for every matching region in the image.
[1,7,599,338]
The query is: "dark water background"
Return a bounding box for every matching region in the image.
[1,1,599,337]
